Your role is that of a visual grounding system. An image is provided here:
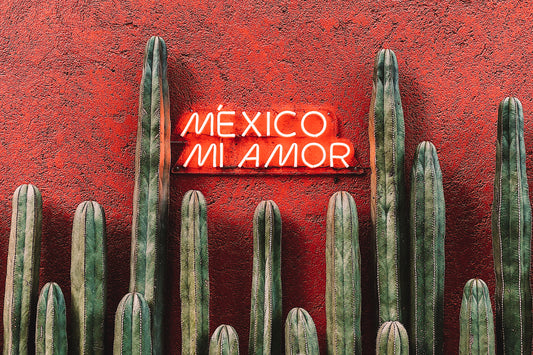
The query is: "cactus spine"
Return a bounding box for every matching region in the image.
[180,190,209,354]
[369,49,408,324]
[326,191,361,354]
[113,292,152,355]
[3,184,42,355]
[70,201,107,355]
[35,282,67,355]
[459,279,495,355]
[491,97,532,354]
[249,200,282,355]
[410,142,445,354]
[376,321,409,355]
[209,325,239,355]
[285,308,319,355]
[129,35,171,355]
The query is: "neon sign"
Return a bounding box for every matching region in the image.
[172,105,362,174]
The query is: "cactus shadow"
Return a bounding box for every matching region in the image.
[441,170,494,353]
[168,56,197,132]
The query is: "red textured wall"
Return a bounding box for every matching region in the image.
[0,1,532,353]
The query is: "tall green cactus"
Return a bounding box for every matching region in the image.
[129,35,171,355]
[491,97,532,354]
[410,141,445,354]
[326,191,361,354]
[209,325,239,355]
[249,200,282,355]
[285,307,319,355]
[113,292,152,355]
[35,282,67,355]
[3,184,42,355]
[369,48,408,324]
[376,321,409,355]
[180,190,209,355]
[459,279,495,355]
[70,201,107,355]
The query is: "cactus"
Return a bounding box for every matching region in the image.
[326,191,361,354]
[70,201,107,355]
[410,142,445,354]
[129,35,171,355]
[491,97,532,354]
[3,184,42,355]
[369,48,408,324]
[285,308,319,355]
[209,325,239,355]
[113,292,152,355]
[459,279,495,355]
[376,321,409,355]
[35,282,67,355]
[249,200,282,355]
[180,190,209,354]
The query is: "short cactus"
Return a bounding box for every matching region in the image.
[35,282,67,355]
[326,191,361,354]
[284,308,319,355]
[376,321,409,355]
[113,292,152,355]
[180,190,209,355]
[410,141,445,354]
[129,35,171,355]
[209,325,239,355]
[3,184,42,355]
[459,279,495,355]
[70,201,107,355]
[369,48,408,324]
[249,200,282,355]
[491,97,532,354]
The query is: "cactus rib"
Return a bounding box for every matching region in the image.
[180,190,210,355]
[369,48,408,324]
[284,308,319,355]
[249,200,282,355]
[209,325,239,355]
[3,184,42,355]
[35,282,67,355]
[70,201,107,355]
[459,279,495,355]
[410,142,445,354]
[491,97,532,354]
[129,35,171,355]
[113,292,152,355]
[376,321,409,355]
[326,191,361,354]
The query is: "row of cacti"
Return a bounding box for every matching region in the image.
[2,38,531,355]
[369,47,532,355]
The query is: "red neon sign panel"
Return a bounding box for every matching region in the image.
[172,106,363,174]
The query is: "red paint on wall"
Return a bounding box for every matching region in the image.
[0,0,532,353]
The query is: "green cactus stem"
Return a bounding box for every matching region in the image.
[491,97,532,355]
[209,325,239,355]
[249,200,282,355]
[326,191,361,354]
[180,190,209,355]
[3,185,42,355]
[410,141,445,354]
[376,321,409,355]
[3,184,42,355]
[129,35,171,355]
[369,48,408,324]
[284,308,319,355]
[113,292,152,355]
[35,282,67,355]
[70,201,107,355]
[459,279,495,355]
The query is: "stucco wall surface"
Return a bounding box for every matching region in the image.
[0,0,532,353]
